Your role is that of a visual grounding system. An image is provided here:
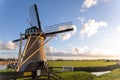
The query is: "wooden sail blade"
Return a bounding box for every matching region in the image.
[13,37,26,42]
[44,22,73,36]
[29,4,42,32]
[45,28,73,36]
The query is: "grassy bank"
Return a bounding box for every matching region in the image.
[58,71,95,80]
[94,68,120,80]
[57,68,120,80]
[48,60,117,67]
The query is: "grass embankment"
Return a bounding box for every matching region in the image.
[94,68,120,80]
[58,71,95,80]
[48,60,117,67]
[57,68,120,80]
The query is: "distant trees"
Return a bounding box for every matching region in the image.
[0,58,17,61]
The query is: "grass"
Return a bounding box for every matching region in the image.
[0,69,14,72]
[58,71,96,80]
[0,69,96,80]
[1,69,120,80]
[58,68,120,80]
[48,60,117,67]
[0,60,119,80]
[94,68,120,80]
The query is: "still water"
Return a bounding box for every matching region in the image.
[91,71,111,76]
[0,65,7,70]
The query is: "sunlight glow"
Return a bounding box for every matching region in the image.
[101,31,120,56]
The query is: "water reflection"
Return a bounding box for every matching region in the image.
[91,71,111,76]
[0,65,7,70]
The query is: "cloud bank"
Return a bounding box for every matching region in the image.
[0,41,17,50]
[45,44,111,58]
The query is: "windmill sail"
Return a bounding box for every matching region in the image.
[44,22,73,36]
[13,37,26,42]
[13,4,42,42]
[29,4,42,31]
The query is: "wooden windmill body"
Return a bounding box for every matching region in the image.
[13,4,73,72]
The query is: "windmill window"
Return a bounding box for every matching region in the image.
[31,29,32,33]
[32,29,34,33]
[26,30,28,34]
[29,30,31,34]
[25,31,27,34]
[32,29,33,33]
[33,29,35,33]
[34,29,37,33]
[27,30,29,34]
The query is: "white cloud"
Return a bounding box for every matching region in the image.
[116,26,120,32]
[71,46,102,56]
[60,25,77,41]
[71,46,88,54]
[80,9,86,12]
[81,0,109,12]
[80,19,108,37]
[77,17,85,24]
[0,41,17,50]
[82,0,98,8]
[45,44,57,53]
[102,0,109,3]
[61,33,71,40]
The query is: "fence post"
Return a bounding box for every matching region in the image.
[72,66,74,71]
[48,70,51,80]
[32,71,36,79]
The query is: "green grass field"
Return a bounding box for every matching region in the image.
[48,60,117,67]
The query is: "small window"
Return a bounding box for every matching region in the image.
[31,29,32,33]
[27,30,29,34]
[34,29,37,33]
[32,29,35,34]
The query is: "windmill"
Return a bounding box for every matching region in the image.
[13,4,73,72]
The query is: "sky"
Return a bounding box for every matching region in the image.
[0,0,120,60]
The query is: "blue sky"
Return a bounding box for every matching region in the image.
[0,0,120,59]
